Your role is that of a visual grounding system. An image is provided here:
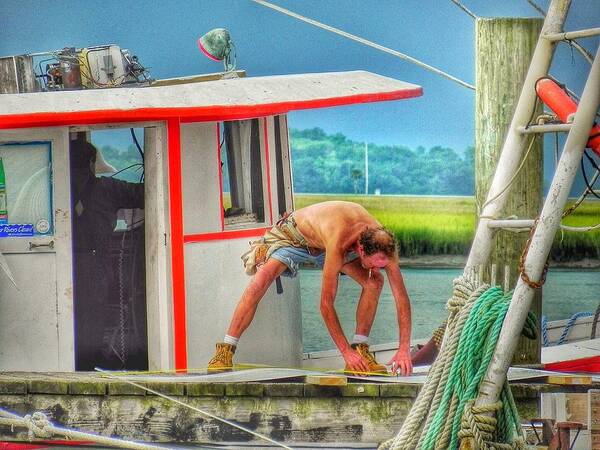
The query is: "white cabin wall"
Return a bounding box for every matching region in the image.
[185,240,302,368]
[181,118,302,369]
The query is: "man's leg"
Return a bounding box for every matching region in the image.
[208,258,287,372]
[340,259,384,337]
[226,258,288,338]
[340,259,386,374]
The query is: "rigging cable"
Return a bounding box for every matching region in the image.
[525,0,546,17]
[524,0,594,64]
[449,0,477,20]
[250,0,475,91]
[581,151,600,200]
[130,128,145,161]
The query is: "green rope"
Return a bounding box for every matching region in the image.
[380,274,536,450]
[425,287,508,449]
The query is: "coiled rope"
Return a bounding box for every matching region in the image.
[0,407,164,450]
[379,271,536,450]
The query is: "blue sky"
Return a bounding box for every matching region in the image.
[0,0,597,153]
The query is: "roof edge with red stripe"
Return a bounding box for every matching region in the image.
[0,71,422,128]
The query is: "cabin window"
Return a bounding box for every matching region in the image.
[221,119,266,227]
[0,141,53,235]
[89,128,145,231]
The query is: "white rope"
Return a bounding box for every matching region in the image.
[450,0,477,19]
[251,0,476,91]
[0,408,164,450]
[96,368,294,450]
[478,134,539,216]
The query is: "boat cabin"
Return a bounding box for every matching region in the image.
[0,71,421,372]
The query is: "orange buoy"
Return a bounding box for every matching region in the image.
[536,78,600,156]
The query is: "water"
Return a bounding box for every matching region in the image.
[300,267,600,353]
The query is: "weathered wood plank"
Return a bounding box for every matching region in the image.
[0,395,414,445]
[379,384,419,398]
[341,384,379,397]
[186,383,225,397]
[263,383,304,397]
[224,383,264,397]
[475,17,544,365]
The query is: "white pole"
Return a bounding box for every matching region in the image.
[365,142,369,195]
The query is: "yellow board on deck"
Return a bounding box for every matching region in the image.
[546,375,592,385]
[305,375,348,386]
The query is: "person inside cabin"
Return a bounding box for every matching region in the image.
[208,200,413,376]
[70,139,144,371]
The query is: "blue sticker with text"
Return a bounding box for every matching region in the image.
[0,224,34,237]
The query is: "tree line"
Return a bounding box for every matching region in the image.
[290,128,475,195]
[97,127,476,195]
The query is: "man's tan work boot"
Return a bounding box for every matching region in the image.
[207,343,236,373]
[345,343,387,375]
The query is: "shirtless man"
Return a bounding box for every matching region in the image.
[207,201,413,376]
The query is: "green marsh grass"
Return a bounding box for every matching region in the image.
[293,194,600,260]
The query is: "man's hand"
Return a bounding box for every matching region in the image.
[342,348,369,375]
[388,348,412,376]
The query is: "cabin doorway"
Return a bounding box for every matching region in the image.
[69,128,148,371]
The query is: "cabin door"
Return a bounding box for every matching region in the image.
[69,129,148,372]
[0,128,74,371]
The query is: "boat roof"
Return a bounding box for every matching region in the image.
[0,70,422,129]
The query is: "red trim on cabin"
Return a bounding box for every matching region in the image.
[184,227,270,243]
[0,88,423,129]
[263,119,274,225]
[167,119,188,371]
[216,123,225,231]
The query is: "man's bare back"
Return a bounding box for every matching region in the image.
[293,201,382,253]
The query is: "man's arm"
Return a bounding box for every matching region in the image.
[385,262,413,375]
[102,177,144,210]
[320,251,369,374]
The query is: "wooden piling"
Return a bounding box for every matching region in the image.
[475,18,544,365]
